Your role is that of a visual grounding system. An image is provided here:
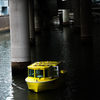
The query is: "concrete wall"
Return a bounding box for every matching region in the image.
[0,15,10,31]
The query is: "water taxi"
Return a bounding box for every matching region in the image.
[25,61,67,92]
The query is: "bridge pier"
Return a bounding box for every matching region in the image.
[29,0,35,45]
[9,0,31,74]
[62,9,69,26]
[43,14,50,28]
[34,0,42,33]
[80,0,93,44]
[74,0,80,32]
[62,0,69,26]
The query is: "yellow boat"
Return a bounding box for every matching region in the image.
[25,61,67,92]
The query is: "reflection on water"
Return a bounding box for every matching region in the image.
[0,33,13,100]
[28,87,67,100]
[28,81,77,100]
[0,24,100,100]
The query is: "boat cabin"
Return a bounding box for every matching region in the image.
[27,61,61,79]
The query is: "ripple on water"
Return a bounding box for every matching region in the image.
[0,33,13,100]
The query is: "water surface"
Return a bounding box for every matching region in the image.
[0,25,100,100]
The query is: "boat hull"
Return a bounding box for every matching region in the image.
[26,73,67,92]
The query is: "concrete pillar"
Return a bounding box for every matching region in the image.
[74,0,80,31]
[43,15,50,28]
[51,15,60,26]
[59,14,63,26]
[34,0,42,32]
[58,10,63,26]
[63,9,69,26]
[0,0,1,15]
[80,0,92,43]
[28,0,35,45]
[9,0,30,73]
[62,0,69,26]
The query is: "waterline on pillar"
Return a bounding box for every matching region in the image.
[30,38,36,46]
[35,28,42,33]
[81,36,93,44]
[12,61,31,75]
[63,22,70,26]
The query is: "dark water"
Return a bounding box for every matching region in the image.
[0,24,100,100]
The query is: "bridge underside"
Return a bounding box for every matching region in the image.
[37,0,58,17]
[9,0,92,72]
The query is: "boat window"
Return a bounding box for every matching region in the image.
[45,70,48,77]
[35,70,43,78]
[52,66,59,77]
[29,69,34,77]
[53,71,58,76]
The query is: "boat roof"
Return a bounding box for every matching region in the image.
[28,61,60,69]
